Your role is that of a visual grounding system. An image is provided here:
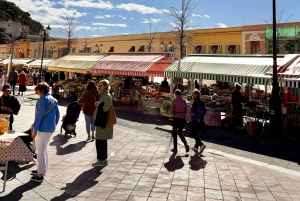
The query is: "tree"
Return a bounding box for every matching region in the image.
[264,11,296,54]
[165,0,198,58]
[142,22,159,52]
[58,13,79,55]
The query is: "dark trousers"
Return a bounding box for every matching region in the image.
[10,81,17,93]
[191,121,204,149]
[9,114,13,130]
[96,139,107,160]
[172,117,187,149]
[233,108,243,127]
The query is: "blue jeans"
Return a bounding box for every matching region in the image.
[84,115,96,135]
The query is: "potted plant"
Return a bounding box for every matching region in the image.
[162,101,171,114]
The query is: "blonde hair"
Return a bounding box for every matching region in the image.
[99,79,110,91]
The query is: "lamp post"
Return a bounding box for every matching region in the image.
[50,46,56,58]
[95,44,103,53]
[270,0,281,137]
[39,25,51,83]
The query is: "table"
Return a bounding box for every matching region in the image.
[0,132,33,192]
[142,100,162,115]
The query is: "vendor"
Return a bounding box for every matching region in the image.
[161,77,169,89]
[200,84,209,96]
[124,76,134,89]
[0,84,21,130]
[194,80,200,90]
[232,84,247,128]
[141,77,148,86]
[284,87,293,107]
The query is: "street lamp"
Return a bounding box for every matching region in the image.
[270,0,281,137]
[39,25,51,83]
[50,46,56,58]
[95,44,103,52]
[160,41,164,51]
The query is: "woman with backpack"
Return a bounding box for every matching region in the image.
[191,90,206,155]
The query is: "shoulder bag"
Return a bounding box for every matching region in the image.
[106,105,117,126]
[44,99,55,117]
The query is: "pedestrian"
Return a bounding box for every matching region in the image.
[200,84,209,96]
[0,84,21,130]
[33,70,37,85]
[31,82,60,182]
[92,79,116,166]
[194,80,200,90]
[191,90,206,155]
[170,89,189,153]
[77,81,101,141]
[18,71,27,95]
[8,68,18,95]
[232,84,247,128]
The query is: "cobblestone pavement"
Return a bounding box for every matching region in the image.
[0,88,300,200]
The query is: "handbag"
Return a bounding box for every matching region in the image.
[106,105,116,126]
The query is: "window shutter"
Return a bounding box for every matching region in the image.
[201,45,205,54]
[236,45,240,54]
[34,49,37,58]
[193,46,196,54]
[226,45,229,54]
[209,45,212,54]
[217,45,222,54]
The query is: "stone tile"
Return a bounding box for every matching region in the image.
[108,189,132,200]
[127,195,148,201]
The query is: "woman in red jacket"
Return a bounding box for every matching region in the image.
[18,71,27,95]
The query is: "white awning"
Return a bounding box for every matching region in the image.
[47,54,107,73]
[27,59,55,69]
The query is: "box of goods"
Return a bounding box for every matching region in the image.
[247,121,260,136]
[121,96,130,104]
[120,89,131,94]
[113,98,123,106]
[0,117,9,134]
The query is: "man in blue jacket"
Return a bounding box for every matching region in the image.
[30,82,60,182]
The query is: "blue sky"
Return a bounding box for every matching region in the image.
[8,0,300,38]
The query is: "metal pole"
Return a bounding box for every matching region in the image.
[270,0,282,136]
[40,30,46,83]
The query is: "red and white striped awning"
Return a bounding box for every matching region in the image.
[266,54,300,78]
[89,53,174,77]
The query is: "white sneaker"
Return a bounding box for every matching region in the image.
[191,147,198,153]
[199,145,206,155]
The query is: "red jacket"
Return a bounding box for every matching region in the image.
[19,74,27,85]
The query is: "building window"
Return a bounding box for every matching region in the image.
[137,45,145,52]
[128,46,135,52]
[72,48,76,53]
[226,44,239,54]
[108,46,114,52]
[252,42,260,54]
[193,45,205,54]
[209,45,221,54]
[182,43,187,58]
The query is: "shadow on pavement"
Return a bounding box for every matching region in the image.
[49,134,88,155]
[51,167,104,201]
[1,162,35,181]
[164,153,185,171]
[0,181,41,199]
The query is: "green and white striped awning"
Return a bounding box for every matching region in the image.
[164,55,275,85]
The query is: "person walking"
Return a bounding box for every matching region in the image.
[170,89,189,153]
[191,90,206,155]
[8,68,18,95]
[92,79,116,167]
[18,71,27,95]
[77,81,100,140]
[31,82,60,182]
[0,84,21,130]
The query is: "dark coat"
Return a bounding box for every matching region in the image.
[0,95,21,115]
[94,102,108,129]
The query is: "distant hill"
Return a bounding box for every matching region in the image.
[0,0,42,34]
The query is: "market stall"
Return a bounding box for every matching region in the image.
[90,52,177,106]
[47,53,107,99]
[25,59,54,69]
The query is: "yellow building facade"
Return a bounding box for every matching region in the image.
[22,26,243,59]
